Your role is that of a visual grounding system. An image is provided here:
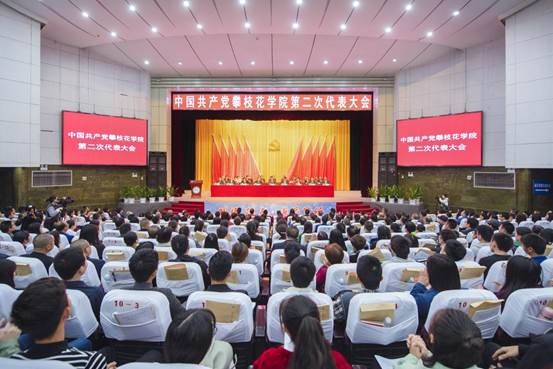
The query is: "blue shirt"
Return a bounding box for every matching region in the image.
[410,282,439,326]
[532,255,547,265]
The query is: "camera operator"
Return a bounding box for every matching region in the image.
[45,196,62,219]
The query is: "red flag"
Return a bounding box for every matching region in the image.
[326,139,336,185]
[236,139,244,177]
[312,139,320,178]
[228,139,237,178]
[221,137,229,177]
[244,138,260,178]
[302,139,313,179]
[287,139,303,178]
[318,137,327,178]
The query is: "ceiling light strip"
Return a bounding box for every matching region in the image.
[365,39,397,75]
[412,0,446,30]
[37,1,98,37]
[335,36,360,75]
[302,35,317,75]
[184,35,212,75]
[226,34,243,76]
[370,0,388,23]
[153,0,176,28]
[432,0,471,33]
[112,43,147,71]
[146,39,182,76]
[400,43,432,70]
[211,0,225,25]
[318,0,331,27]
[452,0,500,35]
[96,0,130,29]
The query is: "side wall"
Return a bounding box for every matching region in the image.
[505,0,553,168]
[0,2,41,167]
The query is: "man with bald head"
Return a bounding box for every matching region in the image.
[22,233,55,270]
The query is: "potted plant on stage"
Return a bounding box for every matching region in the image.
[138,186,147,204]
[389,185,400,203]
[121,186,131,204]
[378,186,389,202]
[167,186,177,202]
[408,186,423,205]
[156,186,166,202]
[396,186,406,204]
[147,187,157,203]
[367,187,378,202]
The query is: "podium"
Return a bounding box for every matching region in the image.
[189,180,203,198]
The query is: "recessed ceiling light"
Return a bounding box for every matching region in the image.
[452,10,460,16]
[110,31,117,37]
[392,58,397,63]
[340,23,347,31]
[244,22,251,29]
[405,3,413,11]
[289,60,295,65]
[144,60,150,65]
[357,59,363,64]
[239,0,246,4]
[196,23,203,30]
[177,61,183,65]
[353,1,360,8]
[323,60,329,65]
[218,61,223,65]
[292,22,299,29]
[384,26,392,33]
[151,26,158,33]
[81,11,89,18]
[296,0,303,5]
[250,60,255,65]
[426,30,433,37]
[129,4,136,11]
[183,1,190,7]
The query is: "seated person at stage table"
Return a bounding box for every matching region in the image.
[268,176,277,184]
[280,175,289,184]
[233,176,242,184]
[206,251,247,295]
[255,175,266,184]
[125,249,185,319]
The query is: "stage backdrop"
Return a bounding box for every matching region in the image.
[195,119,350,190]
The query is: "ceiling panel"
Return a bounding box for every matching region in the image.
[305,35,357,75]
[228,34,272,76]
[187,34,240,76]
[272,34,315,76]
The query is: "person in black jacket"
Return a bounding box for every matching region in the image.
[170,235,210,288]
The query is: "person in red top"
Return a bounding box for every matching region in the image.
[316,243,344,292]
[253,295,351,369]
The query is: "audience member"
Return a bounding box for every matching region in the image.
[71,239,104,278]
[254,295,351,369]
[496,255,541,302]
[170,235,210,288]
[521,233,548,265]
[410,254,461,326]
[123,231,138,248]
[0,259,16,287]
[390,235,412,263]
[479,233,513,278]
[126,249,185,319]
[206,251,247,294]
[470,225,493,255]
[316,243,343,292]
[10,278,115,368]
[22,233,54,270]
[287,256,316,292]
[231,242,249,263]
[204,233,219,250]
[53,247,104,319]
[441,239,467,261]
[395,309,483,369]
[348,235,367,263]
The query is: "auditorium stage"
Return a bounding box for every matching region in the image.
[163,191,373,214]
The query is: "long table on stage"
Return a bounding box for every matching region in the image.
[211,184,334,197]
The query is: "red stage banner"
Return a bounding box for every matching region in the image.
[172,93,372,111]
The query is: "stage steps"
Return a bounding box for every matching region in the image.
[335,201,373,214]
[164,201,205,214]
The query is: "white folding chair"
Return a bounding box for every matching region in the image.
[65,289,99,338]
[102,246,135,262]
[346,292,418,345]
[408,247,434,262]
[49,260,101,287]
[229,225,247,237]
[376,239,392,250]
[358,248,393,263]
[380,262,426,292]
[317,225,334,235]
[103,222,117,231]
[313,249,349,272]
[156,262,204,297]
[188,248,217,264]
[206,225,219,233]
[300,233,317,246]
[251,240,266,257]
[267,291,333,343]
[463,248,475,261]
[500,288,553,337]
[270,249,305,270]
[100,289,172,342]
[306,240,329,260]
[0,358,74,369]
[101,261,135,292]
[186,291,254,343]
[270,263,316,294]
[0,232,12,242]
[541,258,553,287]
[130,223,140,232]
[514,247,529,257]
[425,289,501,339]
[103,230,121,238]
[483,260,508,292]
[0,241,26,256]
[246,248,264,275]
[536,220,553,229]
[271,239,286,250]
[154,247,177,263]
[103,237,126,247]
[8,256,48,289]
[418,239,437,249]
[456,260,486,289]
[324,263,362,298]
[228,263,260,298]
[0,284,21,319]
[217,239,231,252]
[518,221,534,228]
